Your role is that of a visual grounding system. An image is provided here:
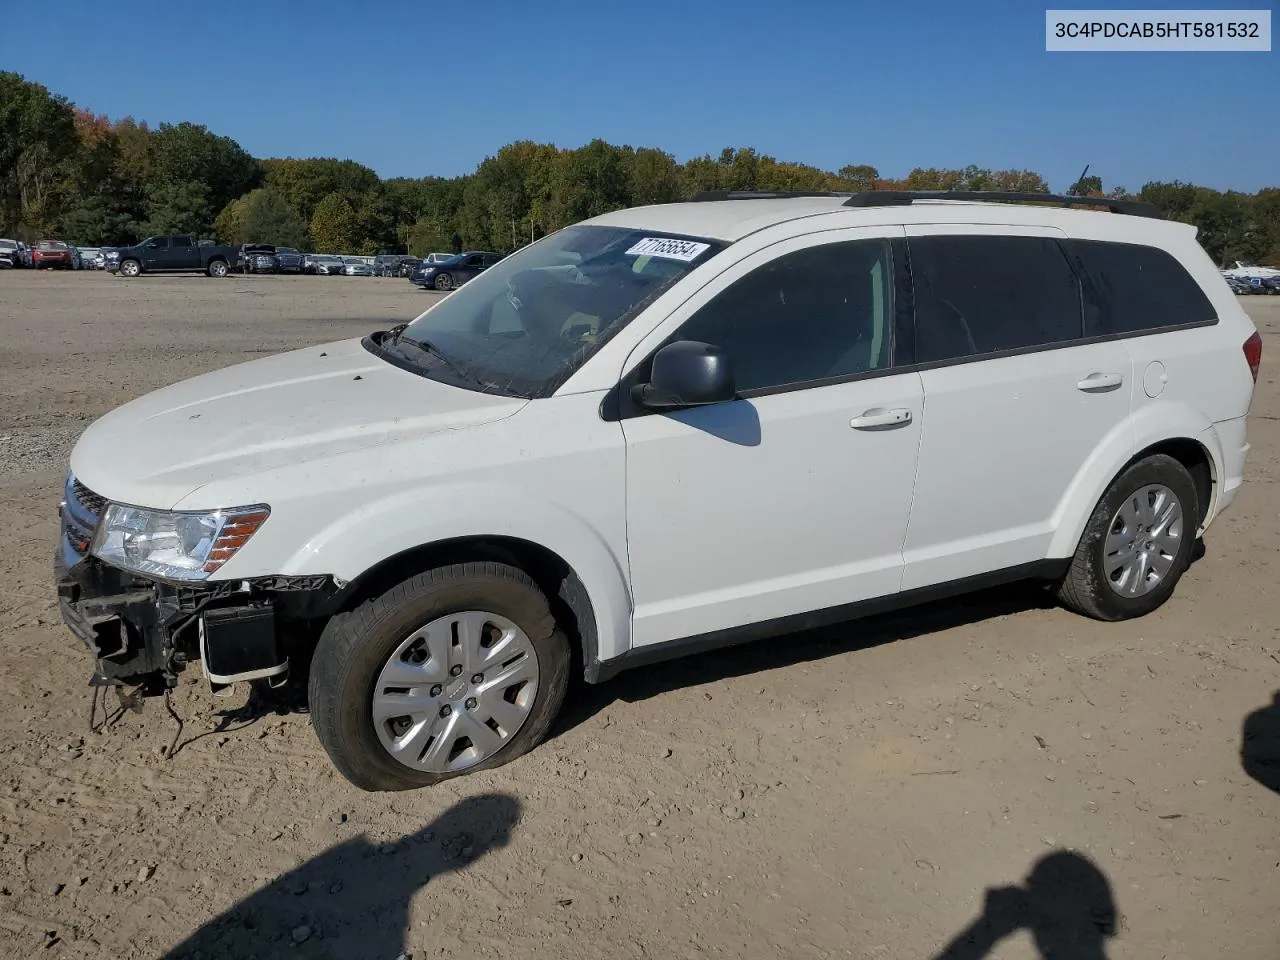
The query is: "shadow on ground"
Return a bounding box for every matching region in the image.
[553,580,1060,737]
[1242,690,1280,794]
[934,851,1118,960]
[158,793,521,960]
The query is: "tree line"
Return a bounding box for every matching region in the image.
[2,71,1277,266]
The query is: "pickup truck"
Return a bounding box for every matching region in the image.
[105,235,240,278]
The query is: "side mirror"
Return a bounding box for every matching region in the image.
[631,340,736,410]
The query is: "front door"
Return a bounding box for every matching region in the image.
[899,226,1135,590]
[621,228,925,647]
[142,236,170,269]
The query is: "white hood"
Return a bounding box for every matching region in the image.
[70,336,527,509]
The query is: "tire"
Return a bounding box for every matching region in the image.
[433,272,454,291]
[1056,453,1199,621]
[119,259,141,278]
[308,561,572,792]
[207,259,229,278]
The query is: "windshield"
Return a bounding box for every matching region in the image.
[380,224,723,398]
[39,241,66,250]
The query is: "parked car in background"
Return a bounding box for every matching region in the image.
[33,240,73,269]
[68,245,84,270]
[79,247,101,269]
[306,254,346,275]
[409,250,504,290]
[373,254,405,277]
[273,247,305,273]
[1222,259,1280,281]
[1225,276,1256,295]
[422,252,453,265]
[397,256,422,277]
[242,244,280,274]
[106,235,239,277]
[0,239,19,269]
[342,258,373,276]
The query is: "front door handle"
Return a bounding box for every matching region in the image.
[850,407,913,430]
[1076,372,1124,393]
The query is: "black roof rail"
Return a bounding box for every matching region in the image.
[842,191,1164,219]
[689,190,860,201]
[687,189,1163,219]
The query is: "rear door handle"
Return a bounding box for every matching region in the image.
[1076,372,1124,393]
[850,407,913,430]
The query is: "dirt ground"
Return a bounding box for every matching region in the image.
[0,269,1277,960]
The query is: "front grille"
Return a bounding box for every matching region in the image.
[72,479,107,515]
[62,476,106,560]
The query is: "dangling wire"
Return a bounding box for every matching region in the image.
[162,689,183,761]
[87,685,101,734]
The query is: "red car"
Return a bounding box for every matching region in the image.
[33,240,72,269]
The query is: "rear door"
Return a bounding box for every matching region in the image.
[169,235,198,269]
[900,226,1134,590]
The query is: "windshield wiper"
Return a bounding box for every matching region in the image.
[390,333,495,391]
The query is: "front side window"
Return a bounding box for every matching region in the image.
[1068,239,1216,336]
[385,225,723,397]
[669,238,895,394]
[147,238,169,250]
[909,235,1082,363]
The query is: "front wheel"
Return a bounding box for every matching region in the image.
[1056,453,1199,621]
[207,259,229,278]
[119,259,141,278]
[433,272,454,291]
[308,561,571,791]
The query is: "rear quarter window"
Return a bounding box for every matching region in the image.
[1068,239,1217,336]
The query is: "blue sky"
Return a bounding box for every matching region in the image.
[2,0,1275,192]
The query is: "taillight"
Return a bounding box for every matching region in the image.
[1243,330,1262,383]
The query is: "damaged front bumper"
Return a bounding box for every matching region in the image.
[54,479,338,697]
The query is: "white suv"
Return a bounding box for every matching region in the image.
[55,191,1262,791]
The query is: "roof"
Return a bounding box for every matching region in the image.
[582,193,1177,244]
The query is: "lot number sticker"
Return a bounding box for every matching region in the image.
[624,237,711,262]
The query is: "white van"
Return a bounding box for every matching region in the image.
[55,191,1261,791]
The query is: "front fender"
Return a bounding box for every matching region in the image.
[278,482,633,665]
[1047,402,1216,557]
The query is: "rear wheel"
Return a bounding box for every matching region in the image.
[1056,453,1199,621]
[433,272,454,291]
[207,259,228,278]
[119,259,140,278]
[308,561,571,791]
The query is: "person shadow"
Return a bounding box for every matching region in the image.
[1241,690,1280,793]
[158,792,521,960]
[933,851,1117,960]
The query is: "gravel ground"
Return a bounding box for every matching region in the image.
[0,269,1278,960]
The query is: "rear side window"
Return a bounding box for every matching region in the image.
[909,235,1083,363]
[171,236,192,248]
[1068,240,1217,336]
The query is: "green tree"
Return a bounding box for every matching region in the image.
[262,157,380,222]
[148,121,259,214]
[61,196,137,244]
[837,165,879,191]
[309,192,358,252]
[142,180,212,236]
[214,195,249,245]
[0,72,80,235]
[238,186,309,247]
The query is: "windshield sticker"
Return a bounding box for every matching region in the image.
[624,237,711,262]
